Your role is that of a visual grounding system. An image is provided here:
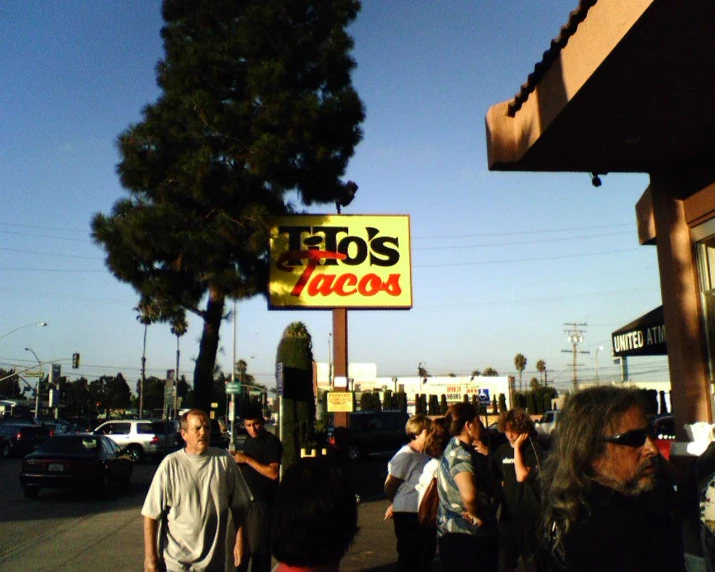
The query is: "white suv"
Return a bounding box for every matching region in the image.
[535,410,560,436]
[94,419,179,462]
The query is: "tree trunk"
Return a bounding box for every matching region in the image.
[193,288,225,414]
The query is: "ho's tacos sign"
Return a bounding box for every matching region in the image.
[268,215,412,309]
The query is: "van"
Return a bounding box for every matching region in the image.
[331,410,409,462]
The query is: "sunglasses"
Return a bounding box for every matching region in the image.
[601,427,654,448]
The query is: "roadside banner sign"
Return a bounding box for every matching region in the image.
[327,392,354,413]
[478,388,491,405]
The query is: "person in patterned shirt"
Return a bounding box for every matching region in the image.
[437,402,498,572]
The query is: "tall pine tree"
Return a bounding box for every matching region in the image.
[92,0,364,412]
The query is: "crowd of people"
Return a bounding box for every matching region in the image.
[385,386,708,572]
[141,407,358,572]
[139,385,714,571]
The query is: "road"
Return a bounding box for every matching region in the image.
[0,455,156,564]
[0,453,400,571]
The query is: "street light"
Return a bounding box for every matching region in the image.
[25,347,42,418]
[0,322,47,343]
[595,345,605,381]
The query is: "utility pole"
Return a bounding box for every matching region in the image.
[562,322,590,393]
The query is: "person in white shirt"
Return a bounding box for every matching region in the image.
[142,409,252,572]
[384,414,432,572]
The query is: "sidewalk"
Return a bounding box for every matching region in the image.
[0,491,705,571]
[0,495,400,572]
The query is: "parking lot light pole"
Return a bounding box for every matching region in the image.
[25,348,42,418]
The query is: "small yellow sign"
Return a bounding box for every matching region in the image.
[327,392,355,413]
[269,214,412,309]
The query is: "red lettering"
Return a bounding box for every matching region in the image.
[334,274,358,296]
[307,274,335,297]
[358,274,382,296]
[381,274,402,296]
[277,249,403,298]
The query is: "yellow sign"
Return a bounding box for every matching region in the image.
[327,392,355,413]
[268,215,412,309]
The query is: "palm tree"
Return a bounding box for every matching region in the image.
[536,359,546,385]
[514,353,527,393]
[170,314,188,417]
[135,299,159,418]
[418,362,429,378]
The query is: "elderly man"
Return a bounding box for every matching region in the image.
[541,386,685,572]
[142,409,252,572]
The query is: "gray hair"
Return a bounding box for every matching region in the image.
[540,386,646,561]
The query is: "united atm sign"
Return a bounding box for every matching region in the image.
[268,215,412,309]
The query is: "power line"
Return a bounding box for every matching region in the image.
[412,223,635,240]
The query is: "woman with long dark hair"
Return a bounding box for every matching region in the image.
[437,402,498,571]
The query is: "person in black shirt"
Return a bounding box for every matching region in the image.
[232,406,283,572]
[540,386,685,572]
[491,409,544,572]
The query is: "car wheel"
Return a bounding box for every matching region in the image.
[348,445,362,462]
[127,445,144,463]
[2,442,11,458]
[23,487,39,499]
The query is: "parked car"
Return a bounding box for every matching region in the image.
[93,419,170,462]
[36,418,71,436]
[209,418,230,450]
[0,422,50,458]
[330,410,409,463]
[20,434,133,499]
[151,420,183,454]
[483,422,508,451]
[649,414,676,460]
[535,410,560,436]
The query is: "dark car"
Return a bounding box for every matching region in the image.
[332,410,410,462]
[210,418,229,449]
[483,422,509,451]
[649,414,676,459]
[20,434,133,499]
[0,423,50,458]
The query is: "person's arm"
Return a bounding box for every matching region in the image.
[232,451,280,480]
[454,471,483,527]
[143,516,160,572]
[234,524,245,568]
[513,434,531,482]
[384,474,404,502]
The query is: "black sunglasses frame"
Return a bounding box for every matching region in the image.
[601,427,654,448]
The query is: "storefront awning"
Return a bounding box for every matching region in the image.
[485,0,715,179]
[611,306,667,358]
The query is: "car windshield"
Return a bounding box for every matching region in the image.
[37,436,100,454]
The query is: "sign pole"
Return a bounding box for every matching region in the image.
[332,308,349,428]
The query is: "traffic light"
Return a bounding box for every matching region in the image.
[72,353,80,369]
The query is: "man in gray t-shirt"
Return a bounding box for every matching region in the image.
[142,409,252,572]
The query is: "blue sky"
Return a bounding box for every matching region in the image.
[0,1,667,394]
